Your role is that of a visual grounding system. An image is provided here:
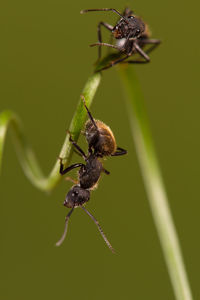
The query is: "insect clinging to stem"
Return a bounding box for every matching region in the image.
[56,95,127,252]
[80,7,161,71]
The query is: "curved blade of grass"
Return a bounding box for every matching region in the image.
[0,72,101,192]
[119,66,193,300]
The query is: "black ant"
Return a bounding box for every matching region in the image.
[56,95,127,252]
[80,7,161,71]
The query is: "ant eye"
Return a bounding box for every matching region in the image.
[72,190,78,196]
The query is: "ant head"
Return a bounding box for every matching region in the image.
[64,185,90,208]
[85,119,117,156]
[128,16,145,38]
[113,15,145,39]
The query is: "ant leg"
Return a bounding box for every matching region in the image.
[102,168,110,175]
[64,177,79,184]
[124,60,149,64]
[58,157,84,175]
[123,40,161,64]
[97,55,130,71]
[141,39,161,45]
[134,43,150,62]
[80,8,125,20]
[81,95,100,153]
[55,207,74,246]
[67,131,86,159]
[90,42,119,50]
[81,206,115,253]
[141,39,161,55]
[97,22,113,59]
[111,147,127,156]
[80,95,98,130]
[122,45,150,65]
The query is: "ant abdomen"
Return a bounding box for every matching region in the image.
[85,119,117,156]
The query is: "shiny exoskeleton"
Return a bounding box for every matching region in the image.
[83,95,126,157]
[56,95,127,252]
[81,7,161,71]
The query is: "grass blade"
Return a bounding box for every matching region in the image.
[0,72,101,191]
[119,66,193,300]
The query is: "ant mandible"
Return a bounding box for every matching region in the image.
[81,7,161,71]
[56,95,127,253]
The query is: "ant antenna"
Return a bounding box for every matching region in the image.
[55,207,74,247]
[81,95,98,130]
[81,206,115,253]
[80,8,128,24]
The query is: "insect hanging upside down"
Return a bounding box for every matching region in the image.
[80,7,161,71]
[56,95,127,253]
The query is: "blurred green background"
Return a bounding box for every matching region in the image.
[0,0,199,299]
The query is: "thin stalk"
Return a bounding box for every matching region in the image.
[119,66,193,300]
[0,72,101,191]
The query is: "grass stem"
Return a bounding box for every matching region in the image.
[119,66,193,300]
[0,72,101,191]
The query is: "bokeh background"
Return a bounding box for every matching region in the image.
[0,0,199,299]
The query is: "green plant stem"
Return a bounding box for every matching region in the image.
[0,72,101,191]
[119,66,193,300]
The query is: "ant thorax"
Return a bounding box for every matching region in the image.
[85,119,117,156]
[79,154,103,189]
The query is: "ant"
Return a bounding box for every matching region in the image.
[81,7,161,71]
[56,95,127,253]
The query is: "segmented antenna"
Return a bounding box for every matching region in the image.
[81,95,98,130]
[81,206,115,253]
[80,8,128,23]
[55,207,74,247]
